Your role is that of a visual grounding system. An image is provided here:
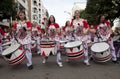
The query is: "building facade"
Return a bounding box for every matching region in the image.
[15,0,29,19]
[28,0,49,26]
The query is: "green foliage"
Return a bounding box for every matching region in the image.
[81,0,120,25]
[0,0,17,20]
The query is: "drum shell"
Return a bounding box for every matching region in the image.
[40,41,56,56]
[2,42,11,50]
[2,44,25,65]
[64,41,84,60]
[91,42,111,62]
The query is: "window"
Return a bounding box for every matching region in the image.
[33,15,38,20]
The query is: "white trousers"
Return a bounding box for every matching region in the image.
[108,38,117,61]
[0,43,2,54]
[36,36,41,54]
[23,44,32,67]
[82,41,89,63]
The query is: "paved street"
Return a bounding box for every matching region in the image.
[0,54,120,79]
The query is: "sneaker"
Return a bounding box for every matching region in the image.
[28,65,33,70]
[42,59,46,64]
[90,57,93,61]
[57,62,63,67]
[84,62,90,66]
[112,60,119,64]
[37,51,41,55]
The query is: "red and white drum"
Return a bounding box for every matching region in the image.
[2,42,11,50]
[40,41,55,56]
[91,42,111,62]
[59,40,68,49]
[64,41,84,60]
[2,44,25,65]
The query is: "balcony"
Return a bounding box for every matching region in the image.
[33,7,38,13]
[33,0,37,6]
[33,15,38,20]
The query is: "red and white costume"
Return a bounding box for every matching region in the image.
[0,27,5,54]
[71,19,90,64]
[32,26,41,54]
[95,21,117,61]
[48,23,59,40]
[62,26,73,41]
[13,20,33,67]
[42,23,63,67]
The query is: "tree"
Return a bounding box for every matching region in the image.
[0,0,17,20]
[82,0,120,25]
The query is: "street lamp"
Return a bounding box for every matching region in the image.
[64,11,72,20]
[64,11,71,15]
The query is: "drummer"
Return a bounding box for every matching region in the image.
[62,20,73,41]
[42,15,63,67]
[13,10,33,70]
[94,15,119,64]
[0,27,5,54]
[32,21,41,54]
[70,10,90,66]
[112,27,120,59]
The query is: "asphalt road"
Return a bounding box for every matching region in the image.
[0,54,120,79]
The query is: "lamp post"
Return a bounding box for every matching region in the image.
[64,11,72,20]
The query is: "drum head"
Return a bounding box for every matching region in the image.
[59,39,68,43]
[91,42,109,53]
[2,43,20,56]
[64,41,82,48]
[31,40,35,44]
[2,42,11,46]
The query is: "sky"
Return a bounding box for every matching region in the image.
[43,0,87,26]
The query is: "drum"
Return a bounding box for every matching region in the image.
[64,41,84,60]
[2,42,11,50]
[2,44,25,65]
[40,41,55,56]
[91,42,111,62]
[59,40,68,49]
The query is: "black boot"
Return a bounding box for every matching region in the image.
[28,65,33,70]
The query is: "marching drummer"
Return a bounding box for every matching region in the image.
[62,20,73,41]
[112,27,120,59]
[94,15,119,64]
[70,10,90,66]
[42,15,63,67]
[32,21,41,54]
[0,27,5,54]
[13,10,33,70]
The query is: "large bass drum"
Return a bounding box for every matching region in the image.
[64,41,84,60]
[91,42,111,62]
[40,41,56,56]
[2,44,25,65]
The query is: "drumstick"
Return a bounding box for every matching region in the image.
[96,29,103,42]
